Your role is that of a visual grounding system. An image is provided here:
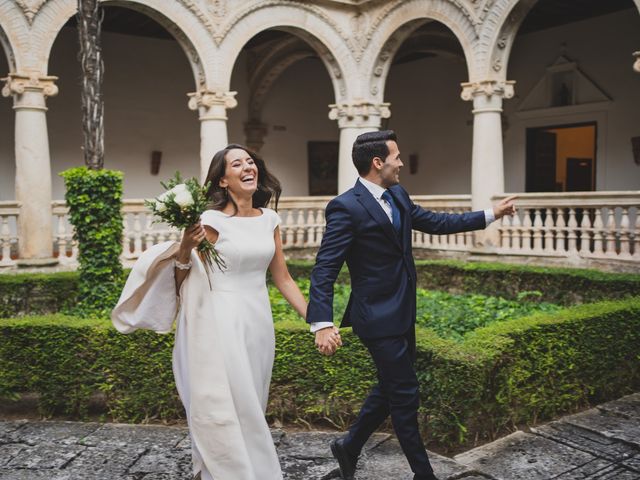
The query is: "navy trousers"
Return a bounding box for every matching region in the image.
[343,328,434,478]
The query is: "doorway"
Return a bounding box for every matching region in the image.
[526,122,596,192]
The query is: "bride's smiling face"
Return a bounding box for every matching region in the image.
[219,148,259,197]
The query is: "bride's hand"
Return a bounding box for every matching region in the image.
[179,223,206,254]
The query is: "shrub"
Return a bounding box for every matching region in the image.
[0,272,79,318]
[3,261,638,317]
[60,167,124,317]
[2,297,639,449]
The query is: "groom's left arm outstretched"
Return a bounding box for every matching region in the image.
[409,193,516,234]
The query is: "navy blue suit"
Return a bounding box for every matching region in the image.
[307,179,486,478]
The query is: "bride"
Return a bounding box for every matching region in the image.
[112,144,339,479]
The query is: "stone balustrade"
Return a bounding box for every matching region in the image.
[0,193,638,269]
[494,192,639,261]
[0,201,19,267]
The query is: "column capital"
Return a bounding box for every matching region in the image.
[328,100,391,129]
[633,51,640,73]
[460,80,515,102]
[187,89,237,120]
[2,73,59,110]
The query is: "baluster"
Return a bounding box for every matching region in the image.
[577,208,592,255]
[591,209,604,257]
[295,208,305,247]
[567,208,578,254]
[619,207,631,258]
[522,208,533,252]
[0,216,14,266]
[532,209,543,252]
[543,208,554,253]
[168,230,180,242]
[500,215,511,252]
[70,236,79,263]
[604,208,617,257]
[511,211,522,252]
[121,216,131,259]
[284,210,295,247]
[555,208,567,255]
[132,213,143,257]
[464,230,472,249]
[57,214,68,263]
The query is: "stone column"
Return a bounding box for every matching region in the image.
[244,119,268,152]
[329,101,391,193]
[2,73,58,265]
[633,52,640,73]
[461,80,515,247]
[187,90,237,181]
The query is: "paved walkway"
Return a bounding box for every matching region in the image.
[0,393,638,479]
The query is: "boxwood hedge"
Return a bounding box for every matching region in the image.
[2,261,638,317]
[2,297,639,449]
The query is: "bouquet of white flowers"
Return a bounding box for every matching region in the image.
[145,173,225,287]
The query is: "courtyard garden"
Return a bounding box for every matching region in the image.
[1,260,638,452]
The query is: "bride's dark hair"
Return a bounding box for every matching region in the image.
[204,143,282,215]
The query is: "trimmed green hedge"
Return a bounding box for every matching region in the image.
[287,260,640,305]
[2,261,638,317]
[2,298,639,448]
[0,272,80,318]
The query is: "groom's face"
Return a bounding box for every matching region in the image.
[379,140,403,188]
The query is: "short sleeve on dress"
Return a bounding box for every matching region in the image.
[200,210,222,232]
[265,208,282,231]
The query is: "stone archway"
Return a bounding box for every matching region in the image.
[27,0,215,89]
[215,2,352,103]
[362,0,479,102]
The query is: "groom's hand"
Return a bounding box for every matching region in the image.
[315,326,342,356]
[493,195,517,220]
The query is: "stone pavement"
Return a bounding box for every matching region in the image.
[0,393,638,480]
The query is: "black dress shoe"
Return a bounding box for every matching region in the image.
[330,437,358,480]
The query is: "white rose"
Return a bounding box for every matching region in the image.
[155,200,167,212]
[171,184,188,195]
[174,189,194,208]
[155,191,170,212]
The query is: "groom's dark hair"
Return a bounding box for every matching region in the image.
[352,130,398,175]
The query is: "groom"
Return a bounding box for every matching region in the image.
[307,130,516,480]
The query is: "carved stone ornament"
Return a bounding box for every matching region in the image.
[328,100,391,127]
[187,90,238,111]
[460,80,515,101]
[15,0,49,24]
[1,73,59,98]
[634,52,640,74]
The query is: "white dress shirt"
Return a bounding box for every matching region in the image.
[309,178,496,333]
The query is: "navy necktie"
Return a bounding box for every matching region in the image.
[381,190,401,232]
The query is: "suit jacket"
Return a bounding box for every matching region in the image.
[307,180,486,339]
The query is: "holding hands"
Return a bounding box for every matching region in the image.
[493,195,517,220]
[315,326,343,356]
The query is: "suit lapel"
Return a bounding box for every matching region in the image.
[354,180,402,250]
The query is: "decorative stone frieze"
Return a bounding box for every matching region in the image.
[460,80,515,101]
[15,0,49,24]
[328,100,391,128]
[187,89,237,120]
[634,51,640,73]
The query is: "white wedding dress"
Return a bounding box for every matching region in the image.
[112,207,283,480]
